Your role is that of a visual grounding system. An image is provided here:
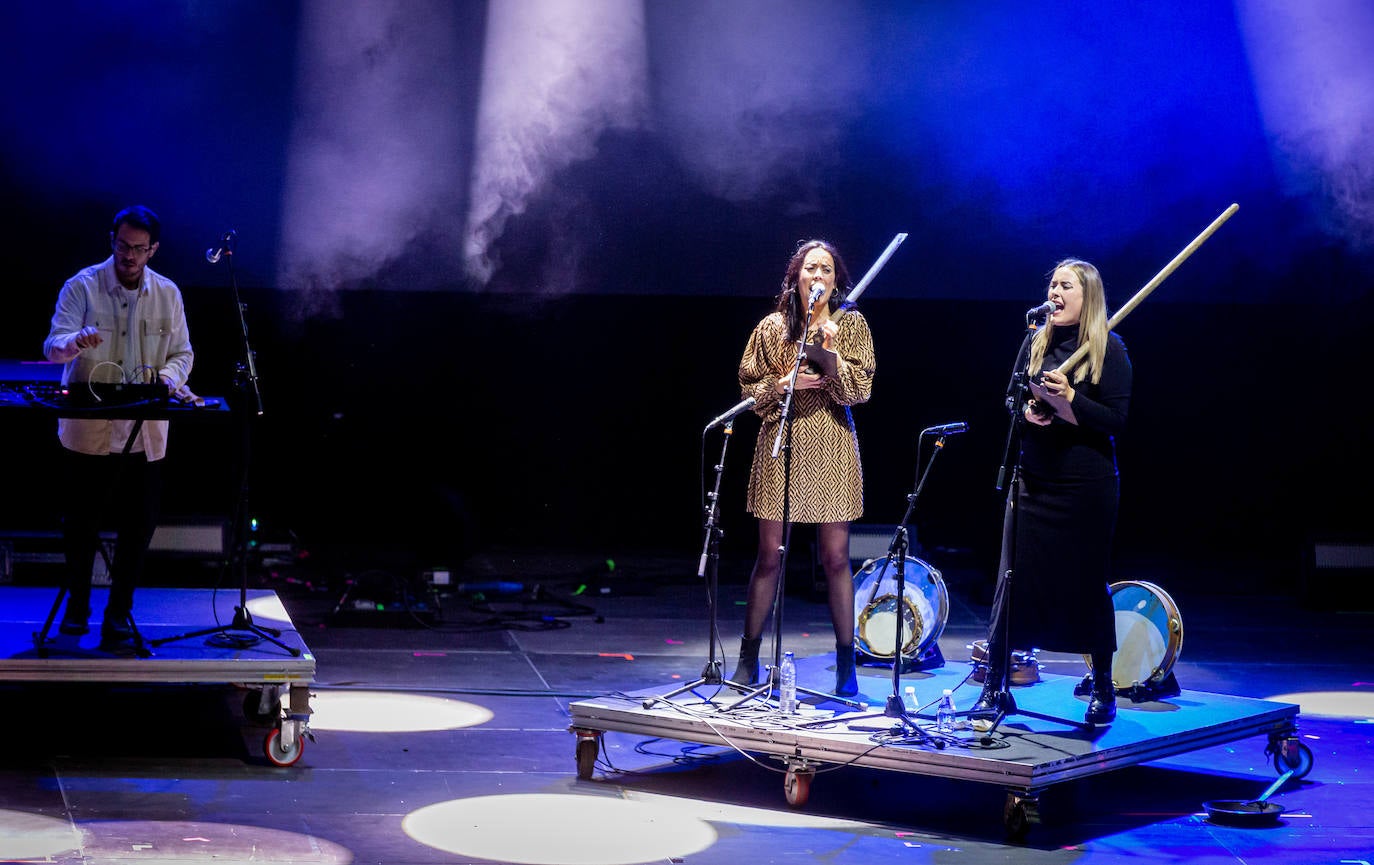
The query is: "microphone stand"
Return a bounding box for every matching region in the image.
[151,235,297,655]
[972,324,1078,738]
[816,427,958,739]
[642,415,757,708]
[728,292,864,712]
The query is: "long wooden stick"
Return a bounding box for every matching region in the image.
[1056,203,1239,376]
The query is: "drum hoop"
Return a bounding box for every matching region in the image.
[852,556,948,660]
[1107,579,1184,685]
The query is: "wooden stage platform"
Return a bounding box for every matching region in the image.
[569,652,1308,839]
[0,586,316,766]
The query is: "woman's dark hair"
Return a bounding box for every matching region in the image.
[774,239,851,341]
[111,205,161,245]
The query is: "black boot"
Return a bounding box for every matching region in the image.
[730,635,762,685]
[971,654,1006,718]
[834,642,858,697]
[970,676,1001,718]
[1085,652,1117,725]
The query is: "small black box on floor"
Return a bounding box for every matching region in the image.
[1304,540,1374,610]
[329,573,442,627]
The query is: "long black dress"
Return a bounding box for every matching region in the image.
[992,323,1132,656]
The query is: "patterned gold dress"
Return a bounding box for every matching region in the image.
[739,310,875,523]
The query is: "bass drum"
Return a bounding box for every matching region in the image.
[852,556,949,662]
[1088,580,1184,689]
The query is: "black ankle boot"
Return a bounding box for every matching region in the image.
[730,635,762,685]
[834,642,858,697]
[970,674,1002,718]
[1085,653,1117,725]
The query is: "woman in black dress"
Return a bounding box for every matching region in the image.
[972,258,1131,725]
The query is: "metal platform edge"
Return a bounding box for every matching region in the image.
[568,690,1300,792]
[0,657,315,684]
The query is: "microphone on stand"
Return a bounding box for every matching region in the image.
[1025,300,1057,319]
[206,230,236,264]
[808,283,825,307]
[705,397,757,431]
[922,422,968,437]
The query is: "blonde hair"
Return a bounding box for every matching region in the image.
[1028,259,1109,385]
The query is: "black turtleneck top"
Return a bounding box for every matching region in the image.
[1007,323,1132,480]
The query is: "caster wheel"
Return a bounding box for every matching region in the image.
[244,691,281,725]
[264,727,304,767]
[1273,739,1313,780]
[784,769,813,807]
[575,736,598,780]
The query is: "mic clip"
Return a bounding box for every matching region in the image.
[206,230,237,265]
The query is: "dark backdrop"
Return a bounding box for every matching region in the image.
[4,1,1371,597]
[9,285,1367,597]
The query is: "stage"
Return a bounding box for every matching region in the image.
[0,552,1367,864]
[0,586,315,766]
[569,652,1306,838]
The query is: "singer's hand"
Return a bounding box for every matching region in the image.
[73,326,103,350]
[1028,371,1078,425]
[1024,399,1054,426]
[1039,369,1075,403]
[818,319,838,351]
[777,370,825,393]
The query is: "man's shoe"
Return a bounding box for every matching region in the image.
[100,615,136,652]
[59,601,91,636]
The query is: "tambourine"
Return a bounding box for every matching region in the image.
[852,556,948,662]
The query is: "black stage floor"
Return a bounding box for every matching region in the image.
[0,547,1370,864]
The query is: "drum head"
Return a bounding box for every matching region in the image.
[852,556,948,660]
[1107,580,1183,688]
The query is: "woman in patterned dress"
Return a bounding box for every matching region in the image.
[730,240,876,697]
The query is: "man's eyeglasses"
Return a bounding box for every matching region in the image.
[113,239,153,256]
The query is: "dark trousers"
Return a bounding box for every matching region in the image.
[61,449,163,620]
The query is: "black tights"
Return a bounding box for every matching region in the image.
[741,520,853,647]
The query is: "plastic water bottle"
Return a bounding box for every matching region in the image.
[902,685,919,714]
[937,688,956,733]
[779,651,797,714]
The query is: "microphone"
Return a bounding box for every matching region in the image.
[705,396,757,430]
[807,283,825,306]
[205,230,236,264]
[1025,300,1057,319]
[922,422,968,436]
